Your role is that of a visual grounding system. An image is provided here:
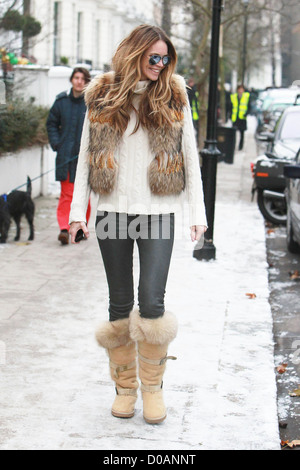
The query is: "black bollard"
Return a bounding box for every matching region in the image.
[193,0,223,261]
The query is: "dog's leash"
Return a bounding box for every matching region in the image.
[4,154,79,194]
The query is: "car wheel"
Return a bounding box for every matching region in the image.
[286,207,300,254]
[257,189,287,225]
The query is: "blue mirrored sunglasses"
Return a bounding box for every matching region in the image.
[149,55,171,66]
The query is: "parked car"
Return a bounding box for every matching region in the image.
[255,87,300,137]
[251,105,300,224]
[263,105,300,156]
[261,97,296,131]
[284,149,300,253]
[251,153,288,225]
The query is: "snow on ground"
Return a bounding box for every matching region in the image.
[0,119,280,450]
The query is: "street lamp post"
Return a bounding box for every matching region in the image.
[242,0,249,85]
[193,0,223,261]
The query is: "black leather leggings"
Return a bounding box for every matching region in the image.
[96,212,174,321]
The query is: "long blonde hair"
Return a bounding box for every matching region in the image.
[98,24,178,133]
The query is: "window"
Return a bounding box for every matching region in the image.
[280,112,300,140]
[53,1,61,65]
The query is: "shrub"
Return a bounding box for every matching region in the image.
[0,10,24,32]
[0,10,42,37]
[22,16,42,38]
[0,99,49,155]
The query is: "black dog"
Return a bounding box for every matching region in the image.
[0,177,35,243]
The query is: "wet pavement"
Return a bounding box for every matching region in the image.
[266,224,300,449]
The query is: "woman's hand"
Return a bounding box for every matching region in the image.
[190,225,207,242]
[69,221,90,244]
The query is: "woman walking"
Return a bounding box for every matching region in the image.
[69,24,207,424]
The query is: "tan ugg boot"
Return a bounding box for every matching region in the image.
[95,318,138,418]
[129,310,178,424]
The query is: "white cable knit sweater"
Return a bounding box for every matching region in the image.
[69,76,207,228]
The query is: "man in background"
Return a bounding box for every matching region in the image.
[47,67,91,245]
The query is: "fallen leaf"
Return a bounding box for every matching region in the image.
[289,387,300,397]
[246,293,256,299]
[267,228,275,235]
[281,440,289,447]
[289,270,300,281]
[277,363,288,374]
[279,422,288,429]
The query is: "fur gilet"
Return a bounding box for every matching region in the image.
[84,72,188,196]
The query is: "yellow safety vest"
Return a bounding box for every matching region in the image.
[192,91,199,121]
[230,92,250,122]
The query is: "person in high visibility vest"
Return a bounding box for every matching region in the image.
[187,77,200,142]
[230,84,250,150]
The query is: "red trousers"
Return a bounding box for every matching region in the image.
[57,174,91,231]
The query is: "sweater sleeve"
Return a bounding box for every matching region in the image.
[69,114,92,224]
[181,83,207,228]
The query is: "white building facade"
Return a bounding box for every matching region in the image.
[27,0,158,69]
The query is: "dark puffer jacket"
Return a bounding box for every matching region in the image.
[46,89,87,183]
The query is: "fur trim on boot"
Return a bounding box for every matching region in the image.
[95,318,131,349]
[129,309,178,345]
